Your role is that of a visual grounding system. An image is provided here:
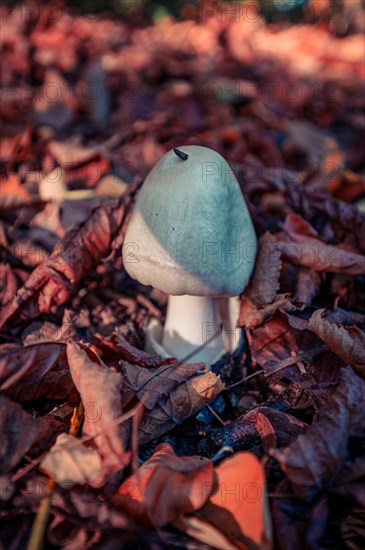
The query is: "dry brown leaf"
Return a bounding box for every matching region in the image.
[249,313,324,381]
[0,194,133,329]
[271,367,365,500]
[293,268,322,309]
[254,411,277,452]
[243,294,296,330]
[40,433,102,488]
[138,372,224,444]
[306,191,365,254]
[0,174,30,207]
[239,232,283,328]
[95,332,177,368]
[0,395,63,474]
[212,407,307,451]
[310,309,365,379]
[0,342,72,401]
[117,442,213,527]
[121,361,205,410]
[48,140,99,167]
[242,232,282,307]
[276,214,365,274]
[66,341,130,484]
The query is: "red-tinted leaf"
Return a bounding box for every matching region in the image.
[310,308,365,379]
[0,192,135,329]
[66,341,130,484]
[0,395,63,473]
[276,214,365,274]
[121,360,205,410]
[95,331,176,368]
[118,442,213,526]
[0,342,76,403]
[271,367,365,500]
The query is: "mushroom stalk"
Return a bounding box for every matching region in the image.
[162,295,225,364]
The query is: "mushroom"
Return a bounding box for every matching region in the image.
[122,146,257,365]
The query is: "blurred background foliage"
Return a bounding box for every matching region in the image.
[3,0,364,32]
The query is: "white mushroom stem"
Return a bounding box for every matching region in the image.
[162,295,225,364]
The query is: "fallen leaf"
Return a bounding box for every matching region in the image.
[306,191,365,254]
[0,263,23,307]
[95,331,177,368]
[276,214,365,274]
[309,308,365,379]
[249,313,324,381]
[40,433,102,488]
[271,367,365,500]
[177,452,272,550]
[117,442,213,526]
[254,411,277,452]
[239,232,284,328]
[138,372,224,444]
[0,193,134,329]
[212,407,307,451]
[293,268,322,308]
[241,232,282,308]
[0,395,63,473]
[66,341,130,484]
[0,174,30,207]
[0,342,75,404]
[121,360,206,410]
[242,294,296,330]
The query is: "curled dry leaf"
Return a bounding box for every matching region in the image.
[138,372,224,444]
[0,342,76,404]
[95,332,176,368]
[40,433,102,488]
[293,268,322,309]
[121,361,205,410]
[249,313,324,380]
[309,308,365,379]
[242,294,296,330]
[0,395,63,474]
[271,367,365,500]
[276,214,365,275]
[243,232,282,307]
[306,191,365,254]
[117,442,213,527]
[212,406,307,451]
[176,452,272,550]
[66,340,130,484]
[239,232,283,329]
[48,140,99,168]
[0,174,30,207]
[0,264,24,308]
[0,194,134,329]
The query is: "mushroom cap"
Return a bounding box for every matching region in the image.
[123,145,257,296]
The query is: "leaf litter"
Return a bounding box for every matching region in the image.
[0,2,365,549]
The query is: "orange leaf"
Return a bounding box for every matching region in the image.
[0,174,30,206]
[177,452,272,550]
[117,442,214,527]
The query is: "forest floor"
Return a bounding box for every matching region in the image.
[0,3,365,549]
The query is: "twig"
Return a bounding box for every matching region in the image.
[224,369,264,391]
[135,325,223,393]
[206,404,226,427]
[26,402,84,550]
[264,346,326,377]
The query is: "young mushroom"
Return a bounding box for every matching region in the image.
[122,145,257,365]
